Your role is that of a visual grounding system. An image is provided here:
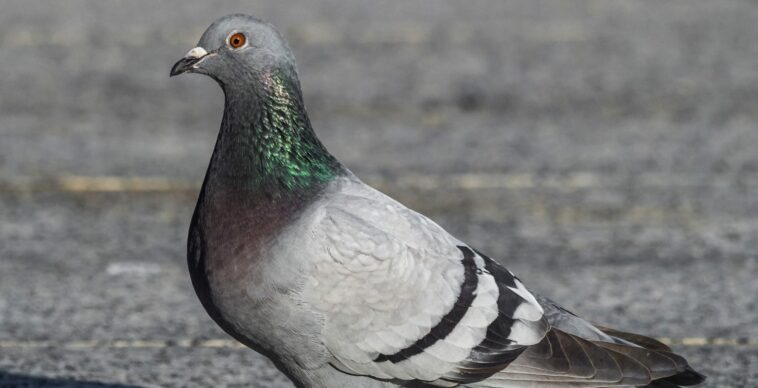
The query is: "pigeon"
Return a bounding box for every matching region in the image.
[171,14,705,388]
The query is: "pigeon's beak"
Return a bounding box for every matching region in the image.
[170,47,210,77]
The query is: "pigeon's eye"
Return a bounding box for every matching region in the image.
[228,33,247,49]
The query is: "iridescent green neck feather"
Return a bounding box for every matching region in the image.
[207,66,343,197]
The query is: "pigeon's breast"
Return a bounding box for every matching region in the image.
[188,190,329,366]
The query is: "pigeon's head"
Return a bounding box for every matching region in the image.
[170,14,296,88]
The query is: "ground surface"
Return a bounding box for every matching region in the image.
[1,1,757,387]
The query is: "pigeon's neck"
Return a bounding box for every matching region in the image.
[205,67,343,199]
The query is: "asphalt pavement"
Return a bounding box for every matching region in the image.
[1,1,757,387]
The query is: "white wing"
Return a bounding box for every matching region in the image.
[303,177,549,385]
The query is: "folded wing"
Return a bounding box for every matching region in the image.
[305,184,548,386]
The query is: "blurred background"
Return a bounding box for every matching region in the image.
[1,1,757,386]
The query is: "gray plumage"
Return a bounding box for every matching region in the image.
[171,14,705,388]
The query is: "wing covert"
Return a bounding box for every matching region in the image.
[302,183,549,385]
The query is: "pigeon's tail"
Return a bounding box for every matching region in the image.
[471,327,705,387]
[596,326,706,387]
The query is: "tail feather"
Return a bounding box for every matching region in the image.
[595,325,674,352]
[483,294,708,387]
[472,327,705,387]
[593,341,682,379]
[503,330,616,381]
[597,326,706,387]
[653,366,707,386]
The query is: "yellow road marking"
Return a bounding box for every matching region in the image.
[2,172,757,193]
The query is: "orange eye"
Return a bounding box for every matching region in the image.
[229,32,246,49]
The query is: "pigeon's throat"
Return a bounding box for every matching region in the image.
[210,72,342,194]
